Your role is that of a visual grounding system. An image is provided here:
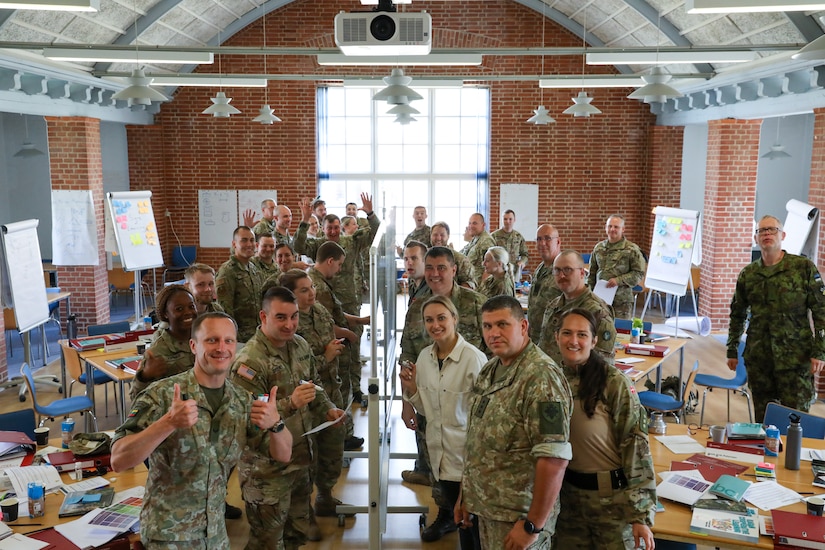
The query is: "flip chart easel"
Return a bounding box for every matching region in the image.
[641,206,701,336]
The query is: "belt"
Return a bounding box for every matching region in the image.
[564,468,627,492]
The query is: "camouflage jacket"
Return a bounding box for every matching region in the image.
[252,218,276,239]
[453,249,477,289]
[308,268,348,327]
[400,284,487,364]
[250,256,280,278]
[113,369,254,546]
[728,252,825,361]
[461,231,496,286]
[462,342,572,522]
[527,262,561,343]
[538,288,616,366]
[492,228,529,272]
[404,225,432,247]
[297,303,341,393]
[562,359,656,526]
[274,229,293,247]
[131,328,194,400]
[477,272,516,299]
[216,256,264,343]
[587,237,646,309]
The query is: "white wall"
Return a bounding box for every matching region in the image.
[680,124,708,215]
[755,114,813,222]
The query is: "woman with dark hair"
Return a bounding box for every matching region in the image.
[130,284,196,399]
[553,308,656,550]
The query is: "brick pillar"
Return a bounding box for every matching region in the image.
[807,108,825,396]
[0,295,6,382]
[645,126,685,252]
[700,119,761,331]
[46,117,109,333]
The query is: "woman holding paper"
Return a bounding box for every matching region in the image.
[553,308,657,550]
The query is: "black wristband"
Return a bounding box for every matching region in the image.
[366,211,374,217]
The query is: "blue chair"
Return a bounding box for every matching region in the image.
[172,246,196,267]
[638,361,700,423]
[763,402,825,438]
[695,340,752,425]
[21,363,97,430]
[87,321,130,336]
[0,409,37,440]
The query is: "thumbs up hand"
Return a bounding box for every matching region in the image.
[169,383,198,429]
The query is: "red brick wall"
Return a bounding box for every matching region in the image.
[47,117,109,334]
[700,119,761,330]
[644,126,685,252]
[808,108,825,394]
[126,0,658,273]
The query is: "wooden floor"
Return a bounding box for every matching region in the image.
[4,304,824,549]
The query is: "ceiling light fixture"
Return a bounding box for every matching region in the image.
[110,0,169,105]
[527,1,555,125]
[761,117,791,159]
[627,13,682,104]
[251,3,281,125]
[43,48,213,64]
[686,0,825,13]
[372,68,422,123]
[317,53,482,66]
[14,115,44,158]
[202,30,240,118]
[586,50,758,65]
[0,0,98,11]
[565,5,600,118]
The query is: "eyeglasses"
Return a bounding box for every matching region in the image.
[688,423,708,436]
[536,236,558,243]
[552,266,581,276]
[755,227,781,236]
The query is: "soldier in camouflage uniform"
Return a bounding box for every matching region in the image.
[251,234,280,278]
[457,296,572,549]
[231,287,344,550]
[111,313,292,550]
[552,309,656,550]
[131,285,196,400]
[728,215,825,418]
[216,226,264,343]
[539,251,616,366]
[294,194,380,401]
[492,209,529,279]
[461,213,496,286]
[252,198,277,239]
[403,241,429,304]
[587,214,646,320]
[528,224,562,343]
[184,263,225,315]
[274,205,294,246]
[430,222,476,288]
[396,206,432,256]
[477,246,516,299]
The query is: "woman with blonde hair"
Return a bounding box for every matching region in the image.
[478,245,515,298]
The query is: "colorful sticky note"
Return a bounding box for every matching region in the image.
[130,233,144,245]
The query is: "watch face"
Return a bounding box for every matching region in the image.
[523,520,535,534]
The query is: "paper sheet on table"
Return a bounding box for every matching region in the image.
[744,481,803,511]
[803,448,825,461]
[0,534,49,550]
[616,357,645,364]
[650,323,692,338]
[4,465,62,499]
[55,509,129,548]
[654,435,706,455]
[593,280,617,305]
[665,316,711,337]
[302,413,346,436]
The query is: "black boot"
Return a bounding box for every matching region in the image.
[421,507,457,542]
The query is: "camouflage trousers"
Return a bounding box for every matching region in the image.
[144,535,228,550]
[477,517,550,549]
[310,417,345,492]
[243,468,309,550]
[342,300,365,396]
[745,356,814,421]
[554,481,637,549]
[613,292,634,322]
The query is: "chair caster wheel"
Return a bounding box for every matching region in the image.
[19,395,26,402]
[361,396,368,409]
[419,513,427,528]
[338,514,346,527]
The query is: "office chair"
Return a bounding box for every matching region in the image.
[0,408,37,440]
[21,363,97,431]
[638,361,700,423]
[694,340,752,425]
[763,403,825,438]
[87,321,130,336]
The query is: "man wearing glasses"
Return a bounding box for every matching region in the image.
[528,224,563,343]
[538,250,616,366]
[728,215,825,418]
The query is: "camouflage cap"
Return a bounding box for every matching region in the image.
[69,432,111,456]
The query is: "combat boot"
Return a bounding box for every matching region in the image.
[315,489,355,517]
[306,507,322,541]
[420,507,457,542]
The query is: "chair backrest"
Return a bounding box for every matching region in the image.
[614,318,652,333]
[3,308,17,331]
[172,246,197,268]
[730,339,748,386]
[20,363,42,413]
[60,342,84,382]
[682,361,700,408]
[764,402,825,438]
[87,321,130,336]
[0,409,37,440]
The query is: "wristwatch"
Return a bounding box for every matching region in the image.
[522,518,543,535]
[267,419,286,433]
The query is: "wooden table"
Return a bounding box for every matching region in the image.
[651,424,819,549]
[78,347,138,424]
[616,336,688,392]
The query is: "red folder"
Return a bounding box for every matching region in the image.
[47,450,111,472]
[28,527,131,549]
[623,343,670,357]
[772,510,825,549]
[671,458,745,483]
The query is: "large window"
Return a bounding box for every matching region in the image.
[318,85,490,248]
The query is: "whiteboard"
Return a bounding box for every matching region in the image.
[199,190,237,248]
[51,190,98,266]
[645,206,700,296]
[238,190,277,226]
[0,219,49,333]
[782,199,819,260]
[106,191,164,271]
[499,184,539,240]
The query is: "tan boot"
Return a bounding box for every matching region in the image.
[315,489,355,517]
[306,507,322,541]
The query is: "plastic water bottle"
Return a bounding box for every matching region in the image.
[61,418,75,449]
[785,413,802,471]
[27,482,44,518]
[144,316,153,331]
[764,425,780,457]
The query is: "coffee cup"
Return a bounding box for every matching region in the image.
[1,498,18,522]
[709,425,726,443]
[136,342,146,355]
[34,426,49,446]
[808,496,825,516]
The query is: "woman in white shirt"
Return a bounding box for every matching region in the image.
[400,295,485,548]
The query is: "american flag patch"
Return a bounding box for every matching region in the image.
[237,364,257,380]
